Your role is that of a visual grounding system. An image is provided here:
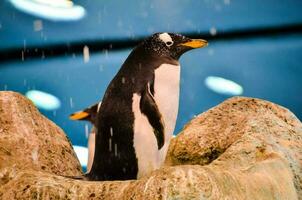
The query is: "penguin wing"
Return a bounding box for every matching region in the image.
[140,83,165,150]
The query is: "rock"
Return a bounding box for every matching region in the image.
[0,92,82,179]
[0,92,301,199]
[165,97,302,199]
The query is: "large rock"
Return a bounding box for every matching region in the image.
[0,92,82,181]
[0,91,301,199]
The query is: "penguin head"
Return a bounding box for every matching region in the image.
[142,32,208,60]
[69,103,100,126]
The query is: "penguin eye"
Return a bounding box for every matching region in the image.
[166,41,173,47]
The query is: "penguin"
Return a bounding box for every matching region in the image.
[77,33,207,181]
[69,102,101,172]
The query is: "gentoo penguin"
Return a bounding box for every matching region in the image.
[77,33,207,181]
[70,102,101,172]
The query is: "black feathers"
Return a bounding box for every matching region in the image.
[140,83,165,149]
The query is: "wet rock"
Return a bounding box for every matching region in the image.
[0,92,301,199]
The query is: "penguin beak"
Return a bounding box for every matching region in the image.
[180,39,208,48]
[70,111,90,120]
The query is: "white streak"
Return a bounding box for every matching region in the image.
[97,101,102,112]
[147,82,153,98]
[114,143,118,157]
[122,77,126,84]
[33,19,43,31]
[83,45,90,63]
[85,124,89,139]
[109,138,112,152]
[69,97,73,108]
[21,51,24,61]
[209,27,217,36]
[110,127,114,137]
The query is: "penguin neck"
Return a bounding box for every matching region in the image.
[112,46,180,98]
[131,45,180,67]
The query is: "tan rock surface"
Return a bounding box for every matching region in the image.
[0,92,301,199]
[0,92,82,177]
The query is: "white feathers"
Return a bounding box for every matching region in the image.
[154,63,180,166]
[158,33,173,45]
[132,93,160,179]
[132,63,181,179]
[86,131,95,173]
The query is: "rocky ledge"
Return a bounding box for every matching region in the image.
[0,91,301,199]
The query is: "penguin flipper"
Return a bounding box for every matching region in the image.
[140,84,165,150]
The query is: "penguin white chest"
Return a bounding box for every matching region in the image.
[154,63,180,141]
[153,63,180,166]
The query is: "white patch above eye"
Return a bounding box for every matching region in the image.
[159,33,173,46]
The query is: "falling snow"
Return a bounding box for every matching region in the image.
[69,97,74,108]
[114,144,118,157]
[33,20,43,32]
[110,127,113,137]
[21,51,24,61]
[104,49,109,59]
[83,45,90,63]
[109,138,112,152]
[210,27,217,36]
[85,124,89,139]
